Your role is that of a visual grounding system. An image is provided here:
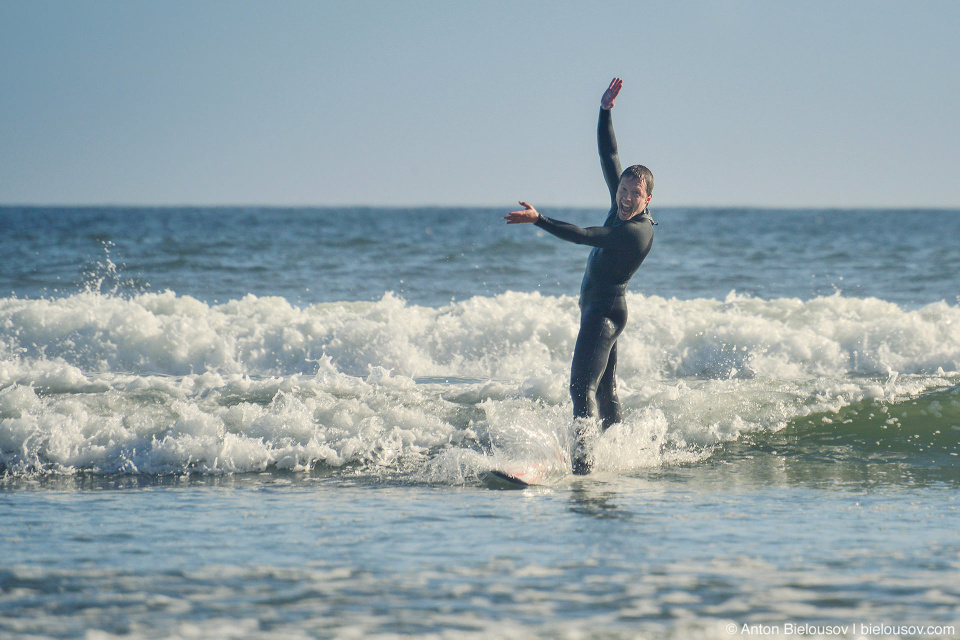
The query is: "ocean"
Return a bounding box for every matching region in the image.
[1,206,959,639]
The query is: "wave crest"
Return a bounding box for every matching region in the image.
[1,290,958,478]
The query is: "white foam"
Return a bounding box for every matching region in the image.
[1,290,958,477]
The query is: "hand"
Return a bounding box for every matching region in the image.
[600,77,622,110]
[504,201,540,224]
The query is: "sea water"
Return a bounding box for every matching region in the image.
[1,206,959,639]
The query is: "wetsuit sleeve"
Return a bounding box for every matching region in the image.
[598,108,623,211]
[534,215,615,249]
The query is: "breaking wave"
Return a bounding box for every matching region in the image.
[1,289,958,480]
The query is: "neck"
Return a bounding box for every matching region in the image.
[618,208,646,221]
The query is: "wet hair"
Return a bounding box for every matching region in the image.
[620,165,654,196]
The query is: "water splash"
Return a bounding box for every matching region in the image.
[1,289,958,479]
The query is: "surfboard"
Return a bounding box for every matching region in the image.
[483,458,559,488]
[485,469,533,489]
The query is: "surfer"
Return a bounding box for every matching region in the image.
[504,77,655,474]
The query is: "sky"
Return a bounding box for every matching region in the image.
[1,0,958,208]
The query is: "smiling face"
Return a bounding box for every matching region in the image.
[616,175,652,221]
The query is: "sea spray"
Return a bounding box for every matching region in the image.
[1,289,958,478]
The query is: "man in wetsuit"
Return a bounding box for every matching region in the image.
[504,78,655,474]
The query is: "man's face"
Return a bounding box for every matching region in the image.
[616,175,652,221]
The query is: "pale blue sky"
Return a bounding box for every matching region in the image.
[2,0,958,207]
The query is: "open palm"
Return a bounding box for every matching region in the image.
[601,77,622,110]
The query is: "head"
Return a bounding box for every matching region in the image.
[616,165,654,221]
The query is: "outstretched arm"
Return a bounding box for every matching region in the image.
[599,78,623,211]
[505,202,615,249]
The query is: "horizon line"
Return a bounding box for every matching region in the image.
[3,203,959,212]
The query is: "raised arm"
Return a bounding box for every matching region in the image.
[599,78,623,211]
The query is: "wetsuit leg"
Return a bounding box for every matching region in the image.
[569,297,627,474]
[596,341,623,430]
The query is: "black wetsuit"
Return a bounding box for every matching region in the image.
[533,108,655,473]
